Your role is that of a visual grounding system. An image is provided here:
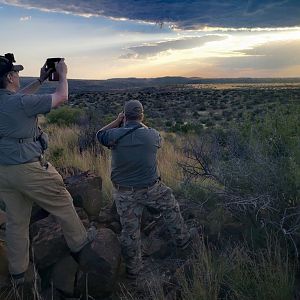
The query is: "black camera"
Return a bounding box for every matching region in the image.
[45,58,61,81]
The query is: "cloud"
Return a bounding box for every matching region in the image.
[212,39,300,71]
[1,0,300,29]
[120,35,227,59]
[19,15,31,21]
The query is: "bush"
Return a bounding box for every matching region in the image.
[47,106,85,126]
[181,104,300,252]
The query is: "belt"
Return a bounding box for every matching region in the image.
[113,179,160,192]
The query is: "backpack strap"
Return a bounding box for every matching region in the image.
[108,124,143,149]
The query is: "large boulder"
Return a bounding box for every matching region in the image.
[64,171,103,217]
[29,208,89,270]
[77,228,121,298]
[50,255,78,296]
[30,215,69,270]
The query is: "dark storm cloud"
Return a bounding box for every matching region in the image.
[1,0,300,29]
[120,35,226,59]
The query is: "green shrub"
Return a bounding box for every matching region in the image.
[181,103,300,252]
[47,106,85,126]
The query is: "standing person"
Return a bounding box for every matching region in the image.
[0,54,89,288]
[96,100,192,279]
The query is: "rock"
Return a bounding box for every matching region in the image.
[51,255,78,296]
[65,171,103,217]
[0,201,5,212]
[75,208,89,228]
[30,204,49,224]
[0,210,6,229]
[107,221,122,234]
[77,228,121,298]
[30,215,69,270]
[98,208,115,224]
[41,288,62,300]
[57,166,83,178]
[30,209,89,270]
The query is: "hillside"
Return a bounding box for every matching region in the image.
[20,76,300,94]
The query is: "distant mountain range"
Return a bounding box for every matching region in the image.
[20,76,300,94]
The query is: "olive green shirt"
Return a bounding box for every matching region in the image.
[0,89,52,165]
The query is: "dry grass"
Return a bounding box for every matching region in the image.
[45,125,186,204]
[118,237,295,300]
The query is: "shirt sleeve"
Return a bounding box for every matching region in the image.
[96,130,111,147]
[20,94,52,117]
[151,128,162,148]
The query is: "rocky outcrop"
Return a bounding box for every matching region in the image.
[77,228,121,298]
[0,171,200,300]
[50,255,78,296]
[30,214,70,270]
[65,171,103,218]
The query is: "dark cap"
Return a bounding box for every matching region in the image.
[124,100,144,119]
[0,54,24,77]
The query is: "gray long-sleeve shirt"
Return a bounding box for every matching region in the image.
[0,89,52,165]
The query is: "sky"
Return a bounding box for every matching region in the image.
[1,0,300,79]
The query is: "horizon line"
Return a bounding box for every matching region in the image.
[21,76,300,81]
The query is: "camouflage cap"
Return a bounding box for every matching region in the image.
[124,100,144,119]
[0,54,24,77]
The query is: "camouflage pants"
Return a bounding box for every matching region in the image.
[113,180,190,275]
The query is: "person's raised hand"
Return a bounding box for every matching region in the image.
[39,62,51,83]
[56,58,67,78]
[117,112,125,126]
[117,112,125,122]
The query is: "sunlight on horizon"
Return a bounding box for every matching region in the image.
[1,2,300,79]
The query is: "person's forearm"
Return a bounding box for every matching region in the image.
[19,79,42,94]
[56,76,68,99]
[51,75,68,108]
[100,119,122,131]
